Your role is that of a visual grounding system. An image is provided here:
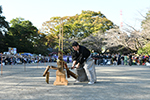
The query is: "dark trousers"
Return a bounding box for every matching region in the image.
[129,59,132,66]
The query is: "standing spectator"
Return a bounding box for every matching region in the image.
[67,56,69,63]
[136,56,140,65]
[107,54,112,65]
[129,54,133,66]
[103,54,107,65]
[117,53,121,65]
[139,55,143,65]
[121,55,124,65]
[124,54,128,65]
[98,54,103,65]
[112,54,117,65]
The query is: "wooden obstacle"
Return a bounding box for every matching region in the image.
[42,52,78,86]
[43,65,77,85]
[46,72,50,84]
[53,70,68,86]
[43,66,50,77]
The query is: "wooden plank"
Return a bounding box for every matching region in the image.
[43,66,50,77]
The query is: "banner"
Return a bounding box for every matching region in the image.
[8,47,17,54]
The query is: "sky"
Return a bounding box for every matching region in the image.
[0,0,150,30]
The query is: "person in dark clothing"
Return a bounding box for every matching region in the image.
[98,54,103,65]
[117,54,121,65]
[121,55,124,65]
[103,54,107,65]
[71,44,90,68]
[129,54,132,66]
[112,54,117,65]
[107,54,112,65]
[67,56,69,63]
[71,41,96,84]
[91,54,99,65]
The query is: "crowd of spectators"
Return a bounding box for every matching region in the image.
[1,52,150,66]
[92,53,150,66]
[0,53,56,66]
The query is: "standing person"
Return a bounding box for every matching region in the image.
[112,54,117,65]
[124,54,128,65]
[91,53,99,65]
[71,41,96,84]
[107,54,112,65]
[117,53,121,65]
[129,54,133,66]
[103,54,106,65]
[67,56,69,63]
[121,54,124,65]
[98,54,103,65]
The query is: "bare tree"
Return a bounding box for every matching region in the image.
[141,10,150,40]
[81,30,105,53]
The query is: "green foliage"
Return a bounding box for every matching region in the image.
[64,10,114,39]
[138,43,150,55]
[6,17,48,55]
[138,10,150,55]
[0,6,9,32]
[43,10,114,39]
[0,6,9,52]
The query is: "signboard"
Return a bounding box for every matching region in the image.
[8,47,17,54]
